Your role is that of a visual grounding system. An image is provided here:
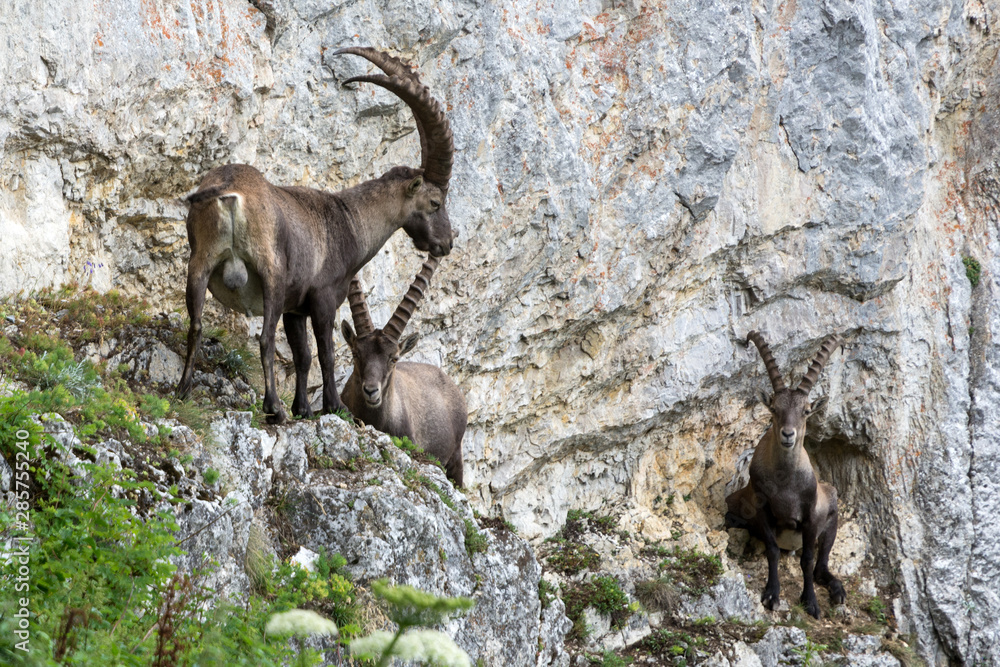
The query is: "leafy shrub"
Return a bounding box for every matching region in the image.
[464,519,488,557]
[655,546,723,596]
[865,596,888,624]
[563,576,633,641]
[544,539,601,575]
[963,256,982,288]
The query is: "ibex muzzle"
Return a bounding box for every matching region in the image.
[725,331,845,619]
[175,48,455,424]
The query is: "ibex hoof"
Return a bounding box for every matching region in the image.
[265,411,287,425]
[800,594,821,619]
[761,590,780,610]
[828,580,846,605]
[292,405,315,419]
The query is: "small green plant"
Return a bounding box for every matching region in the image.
[349,580,474,667]
[632,628,698,663]
[464,519,488,557]
[538,578,556,609]
[203,468,220,485]
[563,576,632,640]
[791,638,828,667]
[219,347,252,377]
[141,393,171,419]
[587,650,633,667]
[564,509,618,538]
[543,539,601,575]
[403,468,458,512]
[865,596,888,624]
[963,256,982,288]
[392,435,446,471]
[392,435,421,454]
[655,546,723,596]
[334,407,353,422]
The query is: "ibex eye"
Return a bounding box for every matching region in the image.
[430,200,441,210]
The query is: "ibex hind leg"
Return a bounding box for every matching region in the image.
[177,264,212,399]
[814,512,845,605]
[283,312,314,419]
[260,296,287,424]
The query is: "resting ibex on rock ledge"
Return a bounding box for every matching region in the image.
[725,331,845,619]
[341,257,467,487]
[176,48,455,423]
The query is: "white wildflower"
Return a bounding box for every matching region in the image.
[350,630,396,658]
[265,609,338,637]
[403,630,472,667]
[351,629,471,667]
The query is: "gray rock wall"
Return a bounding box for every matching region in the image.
[2,1,999,664]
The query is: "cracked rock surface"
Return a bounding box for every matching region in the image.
[3,0,1000,663]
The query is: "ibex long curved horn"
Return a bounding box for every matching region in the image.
[334,48,453,188]
[347,276,376,338]
[333,46,420,86]
[383,256,440,343]
[796,335,843,395]
[747,331,787,393]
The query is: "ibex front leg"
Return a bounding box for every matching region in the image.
[758,513,782,611]
[283,312,314,419]
[310,299,347,415]
[799,519,821,618]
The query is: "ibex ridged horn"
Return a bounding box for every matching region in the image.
[383,256,440,343]
[347,276,376,338]
[796,335,843,395]
[747,331,787,393]
[334,47,453,188]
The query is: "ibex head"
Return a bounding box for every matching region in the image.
[747,331,842,449]
[337,47,455,257]
[341,257,439,408]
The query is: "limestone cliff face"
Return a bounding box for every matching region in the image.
[2,1,999,664]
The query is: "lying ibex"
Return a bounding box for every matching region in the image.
[725,331,845,619]
[341,257,467,487]
[176,47,455,423]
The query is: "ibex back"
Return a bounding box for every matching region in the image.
[725,331,845,619]
[176,48,456,424]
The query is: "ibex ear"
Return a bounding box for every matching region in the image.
[341,320,356,345]
[756,387,772,408]
[399,334,418,357]
[406,176,424,197]
[807,396,829,416]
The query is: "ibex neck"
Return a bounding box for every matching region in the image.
[337,178,411,270]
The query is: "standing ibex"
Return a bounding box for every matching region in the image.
[341,257,467,487]
[725,331,845,619]
[176,48,455,423]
